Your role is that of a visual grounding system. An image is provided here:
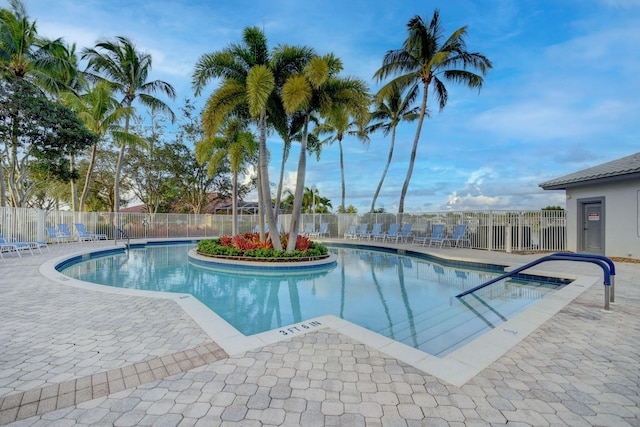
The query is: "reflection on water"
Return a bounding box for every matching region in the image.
[61,245,567,357]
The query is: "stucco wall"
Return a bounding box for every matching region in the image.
[566,180,640,259]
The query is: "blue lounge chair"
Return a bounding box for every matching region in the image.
[360,223,382,240]
[57,224,75,242]
[389,223,413,243]
[309,222,329,238]
[0,234,34,256]
[439,224,470,248]
[46,226,68,243]
[413,224,445,247]
[374,223,398,241]
[75,223,108,241]
[354,223,369,240]
[344,224,357,239]
[301,223,315,236]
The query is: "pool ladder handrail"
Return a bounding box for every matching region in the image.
[455,253,615,310]
[115,227,130,251]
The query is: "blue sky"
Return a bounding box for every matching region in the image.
[17,0,640,212]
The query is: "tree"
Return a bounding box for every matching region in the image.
[0,0,80,205]
[61,81,128,211]
[82,36,176,213]
[367,82,420,212]
[0,78,97,207]
[196,117,258,235]
[193,27,313,250]
[374,10,492,222]
[281,54,370,251]
[314,103,369,212]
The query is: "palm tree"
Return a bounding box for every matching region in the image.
[82,36,176,214]
[196,117,258,235]
[367,83,420,213]
[0,0,78,206]
[61,81,130,212]
[314,104,369,212]
[374,10,492,222]
[193,27,313,250]
[281,54,370,251]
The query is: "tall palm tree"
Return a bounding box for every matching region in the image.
[196,117,258,236]
[374,10,492,222]
[61,81,130,212]
[282,54,370,250]
[314,104,369,212]
[193,27,313,250]
[367,83,420,213]
[0,0,77,206]
[82,36,176,214]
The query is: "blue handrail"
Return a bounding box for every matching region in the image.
[455,253,615,310]
[115,228,130,251]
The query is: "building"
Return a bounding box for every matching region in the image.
[539,152,640,259]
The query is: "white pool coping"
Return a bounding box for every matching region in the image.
[40,244,601,387]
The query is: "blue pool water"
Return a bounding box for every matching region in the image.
[58,243,569,357]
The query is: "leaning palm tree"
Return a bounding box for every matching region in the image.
[61,81,130,212]
[196,117,258,236]
[314,104,369,212]
[374,10,492,222]
[367,82,420,213]
[281,54,370,251]
[82,36,176,214]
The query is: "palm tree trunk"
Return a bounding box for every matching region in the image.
[258,113,282,250]
[274,144,288,222]
[232,171,238,235]
[286,117,309,252]
[398,87,428,225]
[339,138,345,212]
[79,142,98,212]
[70,154,78,211]
[370,126,397,212]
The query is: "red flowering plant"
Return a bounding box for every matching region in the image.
[197,232,328,261]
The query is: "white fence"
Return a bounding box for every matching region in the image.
[0,207,566,253]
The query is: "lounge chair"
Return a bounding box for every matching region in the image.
[373,223,398,241]
[301,223,315,236]
[354,223,368,240]
[57,224,75,242]
[0,234,34,256]
[413,224,445,247]
[344,224,357,239]
[439,224,470,248]
[309,222,329,238]
[389,223,413,243]
[360,223,382,240]
[75,223,108,241]
[46,226,69,244]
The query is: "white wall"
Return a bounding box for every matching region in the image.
[566,179,640,259]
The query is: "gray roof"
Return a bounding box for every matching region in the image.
[539,151,640,190]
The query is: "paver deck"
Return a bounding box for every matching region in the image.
[0,239,638,425]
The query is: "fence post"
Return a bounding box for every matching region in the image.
[505,222,512,253]
[488,211,493,251]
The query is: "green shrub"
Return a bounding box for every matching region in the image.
[197,237,329,260]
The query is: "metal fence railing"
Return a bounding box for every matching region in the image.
[0,207,566,253]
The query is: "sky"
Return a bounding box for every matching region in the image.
[13,0,640,212]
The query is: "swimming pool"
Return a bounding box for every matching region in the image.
[57,243,570,357]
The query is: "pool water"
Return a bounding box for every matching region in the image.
[58,244,569,357]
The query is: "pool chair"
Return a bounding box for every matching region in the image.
[413,224,445,247]
[439,224,470,248]
[354,223,369,240]
[46,226,69,244]
[0,234,34,257]
[389,223,413,243]
[301,223,315,236]
[344,224,357,239]
[374,223,398,241]
[57,224,75,242]
[360,223,382,240]
[309,222,329,238]
[75,223,108,241]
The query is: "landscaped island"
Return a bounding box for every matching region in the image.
[197,233,329,262]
